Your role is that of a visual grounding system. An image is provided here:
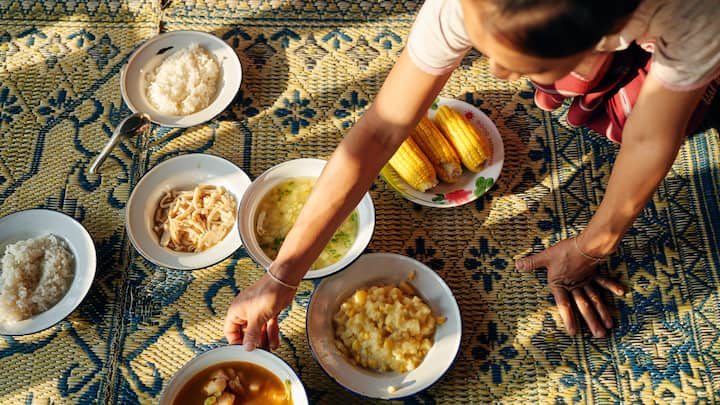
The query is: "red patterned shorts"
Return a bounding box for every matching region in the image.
[531,44,719,143]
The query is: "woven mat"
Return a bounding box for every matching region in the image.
[2,0,720,403]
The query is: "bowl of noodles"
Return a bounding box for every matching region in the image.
[237,158,375,279]
[126,153,251,270]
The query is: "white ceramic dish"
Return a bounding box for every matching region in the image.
[237,158,375,279]
[121,30,242,128]
[306,253,462,400]
[159,345,308,405]
[0,209,96,336]
[126,153,251,270]
[381,96,504,207]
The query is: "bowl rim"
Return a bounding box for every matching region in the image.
[237,158,375,280]
[159,345,309,405]
[305,252,463,400]
[125,153,249,270]
[0,208,97,336]
[120,29,242,128]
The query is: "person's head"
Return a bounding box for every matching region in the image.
[462,0,640,83]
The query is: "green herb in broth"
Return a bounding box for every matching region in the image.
[255,177,359,270]
[284,379,292,402]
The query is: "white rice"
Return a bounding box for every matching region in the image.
[0,234,75,324]
[144,43,221,116]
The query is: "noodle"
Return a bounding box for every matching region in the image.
[153,185,237,252]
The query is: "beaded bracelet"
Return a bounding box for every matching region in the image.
[573,237,606,262]
[266,269,299,290]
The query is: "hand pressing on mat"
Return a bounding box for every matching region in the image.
[224,272,295,351]
[515,234,625,338]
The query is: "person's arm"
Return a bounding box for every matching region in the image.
[271,50,452,285]
[516,73,708,337]
[224,49,452,350]
[581,80,707,258]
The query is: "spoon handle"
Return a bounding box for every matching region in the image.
[89,113,150,174]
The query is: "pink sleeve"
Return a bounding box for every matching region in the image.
[406,0,472,76]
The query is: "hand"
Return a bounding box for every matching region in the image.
[223,273,296,351]
[515,236,625,338]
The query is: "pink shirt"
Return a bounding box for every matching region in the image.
[406,0,720,91]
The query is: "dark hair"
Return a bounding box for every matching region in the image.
[484,0,640,58]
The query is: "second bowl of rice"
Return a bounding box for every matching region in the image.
[0,209,96,336]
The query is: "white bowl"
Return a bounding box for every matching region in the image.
[306,253,462,399]
[126,153,251,270]
[237,158,375,279]
[0,209,96,335]
[159,345,308,405]
[121,30,242,128]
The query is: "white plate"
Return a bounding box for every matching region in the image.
[126,153,250,270]
[121,30,242,128]
[0,209,96,335]
[237,158,375,279]
[159,345,308,405]
[306,253,462,399]
[381,96,504,207]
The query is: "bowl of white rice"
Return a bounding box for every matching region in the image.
[121,30,242,128]
[0,209,96,336]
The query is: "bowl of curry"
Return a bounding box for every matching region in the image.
[159,345,308,405]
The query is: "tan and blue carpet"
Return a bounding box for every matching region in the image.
[1,0,719,403]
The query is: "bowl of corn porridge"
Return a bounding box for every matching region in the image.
[306,253,462,399]
[237,158,375,279]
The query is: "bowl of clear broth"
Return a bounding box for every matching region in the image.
[159,345,308,405]
[238,158,375,279]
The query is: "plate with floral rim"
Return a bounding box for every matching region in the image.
[380,96,504,208]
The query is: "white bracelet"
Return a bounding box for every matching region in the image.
[266,270,299,290]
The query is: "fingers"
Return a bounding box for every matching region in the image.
[223,311,246,345]
[594,276,625,296]
[267,317,280,350]
[258,324,269,350]
[242,319,262,352]
[584,284,613,329]
[571,289,605,338]
[551,287,576,336]
[223,310,281,351]
[515,250,551,272]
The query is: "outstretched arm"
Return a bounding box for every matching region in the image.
[516,73,708,337]
[224,49,452,349]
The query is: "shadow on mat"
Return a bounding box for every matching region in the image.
[3,2,719,403]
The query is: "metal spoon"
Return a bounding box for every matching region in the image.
[89,112,151,174]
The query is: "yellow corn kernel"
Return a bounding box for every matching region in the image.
[388,137,439,192]
[411,117,463,183]
[353,289,368,305]
[434,105,492,172]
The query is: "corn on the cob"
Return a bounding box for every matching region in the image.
[411,117,463,183]
[434,106,492,172]
[388,137,439,192]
